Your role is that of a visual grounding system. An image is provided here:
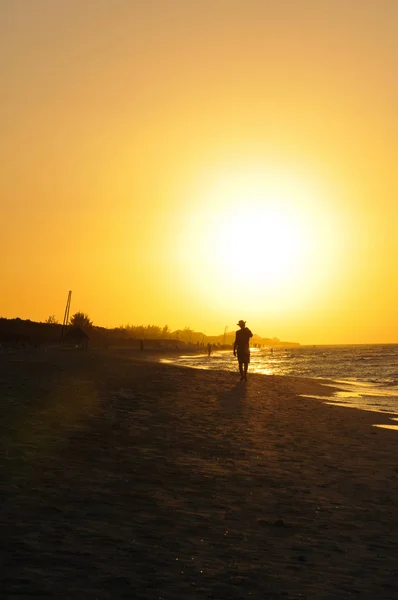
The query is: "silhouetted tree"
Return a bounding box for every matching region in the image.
[161,324,170,338]
[45,315,59,324]
[124,324,163,338]
[70,312,93,329]
[182,327,193,342]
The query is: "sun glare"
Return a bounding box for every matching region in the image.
[216,204,305,283]
[176,166,346,316]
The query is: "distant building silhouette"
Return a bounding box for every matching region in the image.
[62,327,89,348]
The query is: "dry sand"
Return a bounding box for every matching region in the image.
[1,348,398,599]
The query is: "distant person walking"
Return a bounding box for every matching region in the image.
[207,342,212,356]
[234,320,253,381]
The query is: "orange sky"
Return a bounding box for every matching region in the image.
[1,0,397,344]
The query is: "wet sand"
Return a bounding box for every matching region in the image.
[1,348,398,599]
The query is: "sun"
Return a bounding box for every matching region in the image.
[176,166,345,315]
[215,203,306,285]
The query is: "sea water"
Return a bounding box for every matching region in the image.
[165,344,398,417]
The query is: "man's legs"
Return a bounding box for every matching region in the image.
[243,361,249,381]
[238,361,244,380]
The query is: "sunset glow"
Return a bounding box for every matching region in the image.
[176,167,349,317]
[1,1,397,344]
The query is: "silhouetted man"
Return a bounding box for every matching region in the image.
[234,320,253,381]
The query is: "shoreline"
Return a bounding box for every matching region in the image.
[2,344,397,424]
[152,347,398,423]
[2,348,398,597]
[3,344,398,422]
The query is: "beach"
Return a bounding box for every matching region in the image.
[2,349,398,599]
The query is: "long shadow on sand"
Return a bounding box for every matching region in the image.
[217,381,247,417]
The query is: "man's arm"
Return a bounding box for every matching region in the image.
[233,336,237,355]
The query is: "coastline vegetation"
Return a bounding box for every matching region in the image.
[0,316,299,348]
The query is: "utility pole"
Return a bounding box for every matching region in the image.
[61,290,72,339]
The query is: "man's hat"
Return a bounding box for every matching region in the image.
[237,320,246,327]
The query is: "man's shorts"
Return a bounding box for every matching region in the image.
[237,348,250,364]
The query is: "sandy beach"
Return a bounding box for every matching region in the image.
[1,348,398,599]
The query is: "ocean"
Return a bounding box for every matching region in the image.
[164,344,398,419]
